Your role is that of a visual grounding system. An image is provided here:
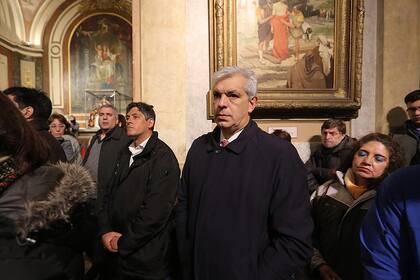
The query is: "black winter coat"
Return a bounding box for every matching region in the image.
[310,173,376,280]
[0,163,96,280]
[392,120,420,166]
[83,126,131,207]
[98,131,180,279]
[176,120,313,280]
[305,135,356,192]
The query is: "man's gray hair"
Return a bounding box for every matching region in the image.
[212,66,258,99]
[98,103,118,114]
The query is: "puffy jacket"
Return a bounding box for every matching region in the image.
[0,163,96,280]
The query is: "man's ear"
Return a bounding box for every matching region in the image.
[248,96,258,113]
[21,106,34,120]
[147,118,155,129]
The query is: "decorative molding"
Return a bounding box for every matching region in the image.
[20,59,36,88]
[0,36,43,57]
[30,0,67,47]
[0,54,8,90]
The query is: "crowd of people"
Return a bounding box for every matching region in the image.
[0,67,419,280]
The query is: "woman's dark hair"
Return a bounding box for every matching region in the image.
[0,93,48,173]
[118,114,126,128]
[341,133,405,184]
[48,113,71,135]
[272,129,291,142]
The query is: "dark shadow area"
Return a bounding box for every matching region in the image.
[387,106,407,135]
[307,134,322,158]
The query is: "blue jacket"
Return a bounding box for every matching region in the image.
[360,165,420,279]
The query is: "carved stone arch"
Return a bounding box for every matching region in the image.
[44,0,131,114]
[0,0,25,42]
[44,1,84,110]
[64,13,132,115]
[30,0,67,47]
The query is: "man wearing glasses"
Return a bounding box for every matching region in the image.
[393,89,420,165]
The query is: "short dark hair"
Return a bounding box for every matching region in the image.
[126,102,156,128]
[3,87,52,120]
[404,89,420,104]
[321,119,346,134]
[272,129,291,142]
[118,114,126,128]
[0,92,48,173]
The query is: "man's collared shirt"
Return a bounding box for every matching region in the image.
[219,128,244,146]
[129,136,151,166]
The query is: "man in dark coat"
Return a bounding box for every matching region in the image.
[82,104,131,280]
[4,87,67,163]
[392,89,420,166]
[176,66,313,280]
[305,119,356,192]
[83,104,131,208]
[98,102,180,279]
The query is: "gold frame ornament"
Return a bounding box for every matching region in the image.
[209,0,365,119]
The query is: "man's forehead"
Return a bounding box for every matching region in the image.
[407,99,420,106]
[7,95,19,107]
[322,127,340,133]
[127,107,143,116]
[214,74,246,88]
[99,107,116,115]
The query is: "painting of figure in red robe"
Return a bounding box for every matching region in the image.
[237,0,335,89]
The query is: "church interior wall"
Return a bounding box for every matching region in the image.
[1,0,419,165]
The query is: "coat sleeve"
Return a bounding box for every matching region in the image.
[360,179,402,280]
[175,149,194,280]
[258,146,314,279]
[117,151,180,257]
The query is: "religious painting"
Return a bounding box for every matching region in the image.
[69,14,132,113]
[209,0,364,119]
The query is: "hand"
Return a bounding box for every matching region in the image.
[318,264,342,280]
[101,232,122,253]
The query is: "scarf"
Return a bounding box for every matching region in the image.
[0,156,20,194]
[344,169,368,199]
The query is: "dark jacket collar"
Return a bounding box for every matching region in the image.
[320,135,354,154]
[206,120,258,154]
[131,131,159,160]
[405,120,420,140]
[95,126,126,142]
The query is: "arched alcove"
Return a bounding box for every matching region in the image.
[68,14,132,114]
[43,0,131,115]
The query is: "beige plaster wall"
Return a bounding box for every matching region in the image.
[139,0,188,164]
[135,0,420,164]
[380,0,420,133]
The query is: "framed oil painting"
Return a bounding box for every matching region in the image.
[209,0,364,119]
[69,14,132,114]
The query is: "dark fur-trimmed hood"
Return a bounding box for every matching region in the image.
[15,162,96,240]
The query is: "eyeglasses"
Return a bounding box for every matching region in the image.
[49,124,66,129]
[406,107,420,113]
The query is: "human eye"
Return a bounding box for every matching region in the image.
[357,150,368,157]
[374,155,386,162]
[225,91,240,99]
[213,91,221,99]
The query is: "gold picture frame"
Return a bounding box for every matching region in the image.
[208,0,365,119]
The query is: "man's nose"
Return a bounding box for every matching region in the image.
[217,94,229,107]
